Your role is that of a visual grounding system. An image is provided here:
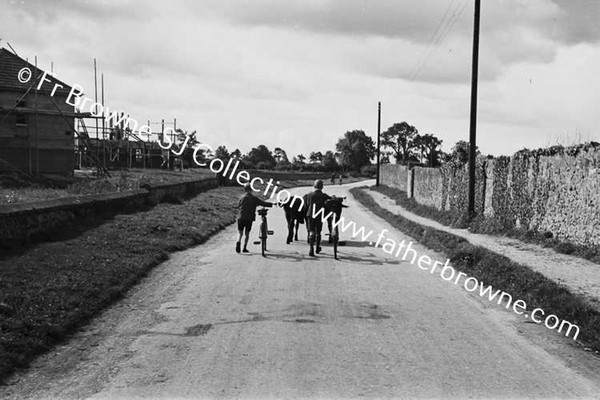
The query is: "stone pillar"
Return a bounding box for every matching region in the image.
[407,168,414,198]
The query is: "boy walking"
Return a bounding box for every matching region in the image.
[236,183,274,253]
[303,179,331,256]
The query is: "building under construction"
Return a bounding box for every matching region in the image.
[0,47,176,178]
[0,47,78,176]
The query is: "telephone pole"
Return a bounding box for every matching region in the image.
[468,0,481,218]
[376,101,381,186]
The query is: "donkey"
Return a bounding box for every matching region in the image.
[280,198,307,244]
[324,196,348,243]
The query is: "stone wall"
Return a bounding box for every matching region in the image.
[0,176,218,249]
[480,149,600,247]
[510,149,600,247]
[380,164,408,192]
[412,167,443,209]
[378,145,600,248]
[411,159,487,215]
[141,177,218,205]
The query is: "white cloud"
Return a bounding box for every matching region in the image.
[0,0,598,158]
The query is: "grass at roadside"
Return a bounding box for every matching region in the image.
[0,186,240,383]
[0,168,215,205]
[350,186,600,352]
[371,185,600,265]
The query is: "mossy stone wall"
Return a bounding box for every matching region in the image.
[378,145,600,247]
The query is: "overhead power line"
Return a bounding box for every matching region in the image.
[409,0,469,82]
[435,0,469,46]
[408,0,456,81]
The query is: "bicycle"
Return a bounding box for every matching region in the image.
[253,207,274,257]
[325,196,348,260]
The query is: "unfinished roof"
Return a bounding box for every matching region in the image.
[0,47,73,97]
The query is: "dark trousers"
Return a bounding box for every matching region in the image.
[306,217,323,247]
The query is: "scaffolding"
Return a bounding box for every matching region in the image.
[0,46,180,179]
[75,117,177,172]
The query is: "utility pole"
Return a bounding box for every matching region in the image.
[101,73,105,140]
[468,0,481,218]
[376,101,381,186]
[162,119,168,169]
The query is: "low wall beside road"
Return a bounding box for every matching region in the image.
[0,176,218,249]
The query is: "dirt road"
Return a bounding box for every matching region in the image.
[3,181,600,399]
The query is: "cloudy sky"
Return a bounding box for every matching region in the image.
[1,0,599,157]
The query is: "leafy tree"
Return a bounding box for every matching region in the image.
[360,165,377,178]
[413,133,443,167]
[322,150,338,170]
[273,147,289,164]
[449,140,480,165]
[335,130,376,171]
[412,135,426,164]
[240,155,255,169]
[231,148,242,159]
[381,122,418,165]
[247,145,276,169]
[380,151,391,164]
[293,154,306,165]
[309,151,323,164]
[214,145,230,161]
[174,129,199,151]
[170,129,200,169]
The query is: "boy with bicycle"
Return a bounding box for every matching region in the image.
[236,183,274,253]
[303,179,332,257]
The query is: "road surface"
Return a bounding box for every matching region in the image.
[3,180,600,399]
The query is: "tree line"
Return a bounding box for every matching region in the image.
[380,122,480,167]
[174,122,478,174]
[207,130,377,176]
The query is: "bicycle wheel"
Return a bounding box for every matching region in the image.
[333,227,339,259]
[261,221,267,257]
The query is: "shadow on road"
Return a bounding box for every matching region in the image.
[334,253,398,266]
[328,240,372,248]
[263,248,397,266]
[263,252,310,262]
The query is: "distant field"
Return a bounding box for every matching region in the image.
[247,169,368,191]
[0,168,368,205]
[248,170,332,182]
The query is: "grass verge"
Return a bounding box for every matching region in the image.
[350,186,600,352]
[371,184,600,265]
[0,186,240,383]
[0,168,215,205]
